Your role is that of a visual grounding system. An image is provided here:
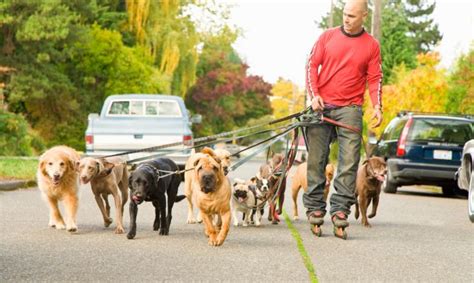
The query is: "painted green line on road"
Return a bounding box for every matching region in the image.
[283,210,318,283]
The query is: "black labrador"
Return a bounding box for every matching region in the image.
[127,158,185,239]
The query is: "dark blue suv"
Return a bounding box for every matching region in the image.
[371,111,473,195]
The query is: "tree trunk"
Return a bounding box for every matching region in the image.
[371,0,382,41]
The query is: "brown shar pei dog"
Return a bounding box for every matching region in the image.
[355,156,387,227]
[291,162,335,220]
[37,145,81,232]
[193,148,231,246]
[184,148,231,224]
[77,156,129,234]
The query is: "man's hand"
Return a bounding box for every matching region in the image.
[311,95,324,111]
[371,107,383,128]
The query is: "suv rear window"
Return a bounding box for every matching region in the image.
[409,118,473,145]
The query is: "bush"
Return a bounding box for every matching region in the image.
[0,109,45,156]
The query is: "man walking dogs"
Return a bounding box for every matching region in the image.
[304,0,383,239]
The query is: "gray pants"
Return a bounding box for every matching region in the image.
[303,106,362,217]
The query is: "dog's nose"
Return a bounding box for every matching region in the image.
[53,174,60,179]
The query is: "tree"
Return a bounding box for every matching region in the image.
[404,0,442,53]
[270,78,305,119]
[364,52,449,137]
[186,30,272,137]
[445,45,474,114]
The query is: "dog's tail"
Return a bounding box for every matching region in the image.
[177,164,186,183]
[175,195,186,203]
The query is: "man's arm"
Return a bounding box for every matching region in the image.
[306,35,325,111]
[367,41,383,128]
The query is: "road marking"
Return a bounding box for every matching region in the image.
[283,210,318,283]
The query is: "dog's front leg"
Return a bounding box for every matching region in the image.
[243,209,251,227]
[152,200,161,231]
[111,189,125,234]
[94,194,112,227]
[215,210,231,246]
[359,195,371,227]
[368,195,379,219]
[45,195,65,229]
[157,195,168,235]
[63,193,78,232]
[231,205,239,227]
[255,208,262,227]
[127,200,138,239]
[201,212,217,245]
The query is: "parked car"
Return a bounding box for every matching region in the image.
[370,111,473,195]
[85,94,201,165]
[456,139,474,222]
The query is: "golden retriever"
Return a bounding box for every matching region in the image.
[184,148,231,224]
[77,156,128,234]
[37,145,81,232]
[193,148,231,246]
[290,162,335,220]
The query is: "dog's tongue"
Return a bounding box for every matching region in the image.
[132,195,141,203]
[376,175,385,182]
[238,197,245,203]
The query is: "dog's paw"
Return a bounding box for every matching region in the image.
[104,218,113,227]
[242,222,248,227]
[293,216,299,221]
[368,213,376,219]
[159,228,169,235]
[153,221,160,231]
[362,222,372,228]
[55,223,66,230]
[66,223,78,232]
[233,222,239,227]
[115,226,125,234]
[127,232,135,239]
[187,218,197,224]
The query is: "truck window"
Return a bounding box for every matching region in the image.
[130,101,143,115]
[109,101,130,115]
[145,101,158,115]
[158,101,181,116]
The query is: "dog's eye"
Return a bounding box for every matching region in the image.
[48,162,53,166]
[60,162,65,167]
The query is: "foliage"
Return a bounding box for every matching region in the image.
[445,45,474,114]
[364,52,448,137]
[271,78,306,119]
[186,29,272,137]
[0,109,44,156]
[403,0,442,53]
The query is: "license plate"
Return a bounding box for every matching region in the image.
[433,150,452,160]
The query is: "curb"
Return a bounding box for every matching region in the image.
[0,180,36,191]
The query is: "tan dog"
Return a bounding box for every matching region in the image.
[37,145,81,232]
[77,156,129,234]
[355,156,387,227]
[184,148,231,224]
[193,148,231,246]
[290,162,335,220]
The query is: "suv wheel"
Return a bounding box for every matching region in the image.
[441,185,455,196]
[382,167,398,194]
[468,171,474,223]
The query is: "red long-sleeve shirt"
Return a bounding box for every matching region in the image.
[306,26,383,109]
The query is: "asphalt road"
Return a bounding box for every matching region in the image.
[1,159,473,282]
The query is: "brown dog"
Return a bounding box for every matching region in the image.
[37,145,81,232]
[77,156,129,234]
[193,148,231,246]
[184,148,231,224]
[290,162,335,220]
[355,156,387,227]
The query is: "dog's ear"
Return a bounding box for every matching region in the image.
[250,177,257,184]
[39,158,48,177]
[214,156,222,165]
[193,157,201,168]
[75,160,81,172]
[130,163,137,171]
[97,160,115,177]
[128,175,133,190]
[362,159,369,165]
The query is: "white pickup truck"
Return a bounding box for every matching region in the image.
[85,94,200,164]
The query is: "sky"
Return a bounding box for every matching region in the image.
[226,0,474,88]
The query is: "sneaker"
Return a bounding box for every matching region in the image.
[308,211,325,225]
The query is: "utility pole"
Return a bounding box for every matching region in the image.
[329,0,335,27]
[372,0,382,41]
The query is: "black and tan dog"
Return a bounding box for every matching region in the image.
[355,156,387,227]
[193,147,231,246]
[127,158,185,239]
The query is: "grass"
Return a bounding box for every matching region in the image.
[283,210,318,283]
[0,157,38,180]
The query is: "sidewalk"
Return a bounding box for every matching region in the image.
[0,179,36,191]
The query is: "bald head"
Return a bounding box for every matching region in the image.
[345,0,368,12]
[342,0,368,35]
